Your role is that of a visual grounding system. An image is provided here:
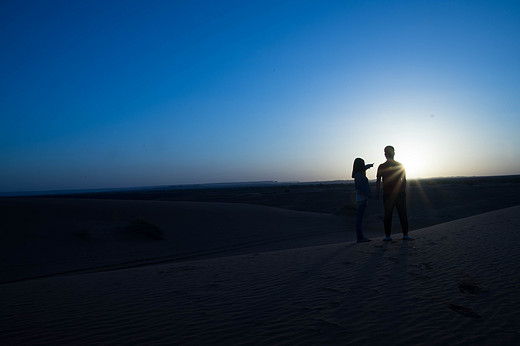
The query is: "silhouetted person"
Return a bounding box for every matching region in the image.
[352,158,373,243]
[375,146,410,240]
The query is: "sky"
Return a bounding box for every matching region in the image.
[1,0,519,193]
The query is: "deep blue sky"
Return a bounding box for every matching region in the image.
[1,0,519,193]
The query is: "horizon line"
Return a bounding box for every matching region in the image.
[1,174,519,198]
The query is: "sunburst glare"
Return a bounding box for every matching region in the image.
[398,148,429,179]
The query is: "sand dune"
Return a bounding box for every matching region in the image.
[0,198,347,283]
[1,206,519,345]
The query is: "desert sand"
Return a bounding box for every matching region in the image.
[1,177,519,345]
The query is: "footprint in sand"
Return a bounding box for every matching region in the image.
[385,256,399,263]
[458,282,482,295]
[421,263,432,270]
[449,303,481,318]
[457,275,482,295]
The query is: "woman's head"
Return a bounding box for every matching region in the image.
[352,157,366,178]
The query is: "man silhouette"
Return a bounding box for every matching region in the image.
[375,146,410,240]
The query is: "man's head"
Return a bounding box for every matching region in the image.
[384,145,395,159]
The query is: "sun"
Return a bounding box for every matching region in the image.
[397,148,428,179]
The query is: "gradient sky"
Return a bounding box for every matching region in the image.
[1,0,519,193]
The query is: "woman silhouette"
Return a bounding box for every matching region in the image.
[352,158,373,242]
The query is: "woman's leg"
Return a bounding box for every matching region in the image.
[356,200,367,240]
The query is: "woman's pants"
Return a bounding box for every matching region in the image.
[356,200,368,240]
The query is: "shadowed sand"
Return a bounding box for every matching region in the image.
[1,201,520,344]
[0,198,347,283]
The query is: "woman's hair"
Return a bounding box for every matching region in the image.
[352,157,366,178]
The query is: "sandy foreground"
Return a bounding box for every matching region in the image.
[0,198,348,283]
[1,198,519,345]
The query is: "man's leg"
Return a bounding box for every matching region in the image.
[395,193,409,235]
[383,195,394,237]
